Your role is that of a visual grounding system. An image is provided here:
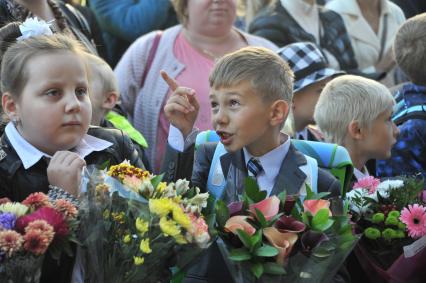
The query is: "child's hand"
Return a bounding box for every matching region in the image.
[161,70,199,138]
[47,151,86,196]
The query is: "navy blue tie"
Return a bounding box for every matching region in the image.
[247,158,263,177]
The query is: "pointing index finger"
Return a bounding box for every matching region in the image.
[160,70,179,91]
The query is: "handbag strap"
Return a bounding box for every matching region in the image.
[141,31,163,88]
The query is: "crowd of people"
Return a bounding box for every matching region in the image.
[0,0,425,282]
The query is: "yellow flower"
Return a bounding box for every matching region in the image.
[135,217,149,236]
[149,198,175,217]
[156,182,167,193]
[159,217,181,237]
[111,212,126,224]
[133,256,145,265]
[172,206,191,230]
[0,203,28,217]
[174,234,188,245]
[123,234,131,244]
[103,209,110,220]
[139,238,152,254]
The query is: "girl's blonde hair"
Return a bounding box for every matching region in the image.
[0,22,87,98]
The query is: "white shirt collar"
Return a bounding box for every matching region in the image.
[5,122,113,169]
[243,134,291,195]
[282,0,317,13]
[296,128,308,140]
[353,166,370,181]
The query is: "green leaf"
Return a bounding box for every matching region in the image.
[263,262,287,275]
[255,208,268,228]
[97,159,110,170]
[311,192,331,200]
[254,245,279,257]
[244,177,267,202]
[301,212,310,225]
[151,174,164,191]
[250,262,264,279]
[237,229,253,250]
[305,183,314,200]
[250,229,262,248]
[278,191,287,207]
[312,208,330,226]
[215,200,230,229]
[229,248,252,261]
[313,219,335,232]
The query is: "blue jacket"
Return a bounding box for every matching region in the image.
[377,83,426,178]
[88,0,177,66]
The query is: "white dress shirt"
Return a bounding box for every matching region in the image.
[296,128,308,140]
[243,136,291,196]
[5,122,112,169]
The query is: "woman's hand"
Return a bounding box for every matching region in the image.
[162,70,199,138]
[47,151,86,197]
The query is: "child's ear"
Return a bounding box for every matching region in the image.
[270,100,289,126]
[102,91,119,111]
[2,92,20,121]
[347,120,363,140]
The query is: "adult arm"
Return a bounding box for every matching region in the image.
[89,0,173,42]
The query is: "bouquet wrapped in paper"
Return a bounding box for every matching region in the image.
[77,161,214,283]
[0,193,79,283]
[346,176,426,283]
[215,178,360,283]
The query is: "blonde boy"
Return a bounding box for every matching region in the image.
[314,75,399,180]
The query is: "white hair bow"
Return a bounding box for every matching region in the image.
[17,17,53,41]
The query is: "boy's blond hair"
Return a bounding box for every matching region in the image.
[209,46,294,104]
[85,53,119,96]
[393,13,426,85]
[314,75,395,145]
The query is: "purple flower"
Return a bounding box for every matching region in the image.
[0,212,16,230]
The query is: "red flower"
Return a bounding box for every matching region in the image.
[22,192,51,210]
[16,207,69,238]
[23,229,52,255]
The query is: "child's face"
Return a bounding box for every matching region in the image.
[361,109,399,160]
[210,80,282,155]
[13,52,91,155]
[292,78,331,131]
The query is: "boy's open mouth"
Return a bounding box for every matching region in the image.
[216,131,233,145]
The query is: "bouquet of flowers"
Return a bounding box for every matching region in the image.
[77,161,213,283]
[215,178,359,283]
[0,193,79,283]
[346,176,426,282]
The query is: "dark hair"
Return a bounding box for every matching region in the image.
[0,21,87,98]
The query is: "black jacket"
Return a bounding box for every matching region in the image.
[0,127,146,283]
[248,2,358,72]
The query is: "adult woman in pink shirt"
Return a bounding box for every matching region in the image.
[115,0,277,172]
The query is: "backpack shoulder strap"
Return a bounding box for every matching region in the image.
[392,104,426,126]
[206,142,227,199]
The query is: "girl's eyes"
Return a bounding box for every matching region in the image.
[75,87,88,97]
[230,99,240,107]
[45,89,60,97]
[210,101,218,108]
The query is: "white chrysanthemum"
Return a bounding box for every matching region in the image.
[375,179,404,199]
[175,179,190,195]
[17,17,53,41]
[0,203,28,217]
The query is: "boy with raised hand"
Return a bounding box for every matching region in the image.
[162,46,345,283]
[163,46,340,203]
[376,13,426,179]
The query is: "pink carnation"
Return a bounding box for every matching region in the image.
[400,204,426,238]
[23,228,53,255]
[353,176,380,194]
[0,230,24,257]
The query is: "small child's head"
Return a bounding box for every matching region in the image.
[278,42,343,133]
[209,46,294,155]
[393,13,426,86]
[0,22,91,155]
[314,75,399,165]
[85,53,119,126]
